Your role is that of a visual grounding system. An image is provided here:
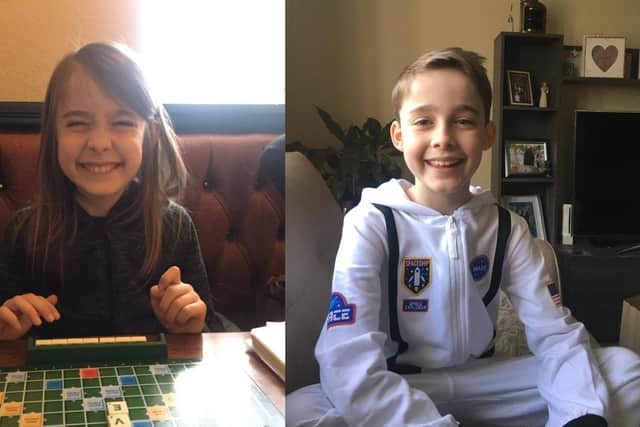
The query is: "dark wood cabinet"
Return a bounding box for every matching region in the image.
[492,32,564,243]
[493,32,640,343]
[556,245,640,344]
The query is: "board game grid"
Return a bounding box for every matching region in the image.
[0,361,283,427]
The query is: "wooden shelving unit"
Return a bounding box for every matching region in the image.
[492,32,564,243]
[493,32,640,342]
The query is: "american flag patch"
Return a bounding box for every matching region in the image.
[547,283,561,307]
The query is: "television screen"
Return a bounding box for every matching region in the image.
[574,110,640,241]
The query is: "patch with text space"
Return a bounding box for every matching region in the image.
[327,292,356,328]
[403,299,429,312]
[470,255,490,281]
[546,282,561,307]
[402,257,431,294]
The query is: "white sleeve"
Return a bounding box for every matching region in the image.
[314,207,459,427]
[502,213,609,423]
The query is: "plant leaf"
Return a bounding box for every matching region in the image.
[345,125,362,144]
[363,117,381,138]
[297,109,405,209]
[315,105,345,143]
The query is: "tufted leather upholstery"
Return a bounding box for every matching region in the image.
[0,133,284,330]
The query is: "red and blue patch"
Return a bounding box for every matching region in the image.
[326,292,356,328]
[470,255,490,281]
[403,299,429,312]
[547,282,561,307]
[402,257,431,294]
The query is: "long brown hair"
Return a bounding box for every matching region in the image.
[21,42,187,280]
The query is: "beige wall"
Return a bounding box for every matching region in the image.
[0,0,142,102]
[286,0,640,189]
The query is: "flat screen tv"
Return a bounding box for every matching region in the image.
[573,110,640,245]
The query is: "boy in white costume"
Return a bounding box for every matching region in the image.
[286,48,640,427]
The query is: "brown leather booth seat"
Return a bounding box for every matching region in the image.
[0,133,284,330]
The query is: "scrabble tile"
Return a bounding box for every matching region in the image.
[114,336,133,343]
[82,337,100,344]
[108,413,131,427]
[107,400,129,415]
[128,336,147,342]
[67,338,83,345]
[99,337,116,343]
[34,339,54,346]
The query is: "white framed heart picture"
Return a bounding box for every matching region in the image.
[583,36,626,78]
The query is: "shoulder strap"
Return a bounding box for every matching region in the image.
[483,205,511,306]
[374,203,511,364]
[372,203,420,375]
[477,205,512,358]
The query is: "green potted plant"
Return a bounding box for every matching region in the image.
[287,105,402,211]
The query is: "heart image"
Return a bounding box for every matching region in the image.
[591,45,618,72]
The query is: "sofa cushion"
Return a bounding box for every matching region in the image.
[0,133,284,330]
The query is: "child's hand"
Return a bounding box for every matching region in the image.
[150,266,207,333]
[0,294,60,341]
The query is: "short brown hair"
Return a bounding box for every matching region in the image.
[391,47,492,124]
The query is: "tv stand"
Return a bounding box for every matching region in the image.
[616,243,640,256]
[556,242,640,344]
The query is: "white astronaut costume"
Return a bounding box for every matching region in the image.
[287,179,640,427]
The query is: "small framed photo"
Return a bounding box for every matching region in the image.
[583,35,626,78]
[502,195,547,240]
[507,70,533,106]
[563,45,583,78]
[504,140,549,176]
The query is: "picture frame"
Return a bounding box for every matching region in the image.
[504,139,549,177]
[502,195,547,240]
[507,70,533,106]
[563,45,583,78]
[583,35,626,78]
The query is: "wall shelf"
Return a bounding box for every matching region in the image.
[504,106,557,112]
[502,177,554,184]
[563,77,640,86]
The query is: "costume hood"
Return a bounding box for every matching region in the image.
[358,178,497,217]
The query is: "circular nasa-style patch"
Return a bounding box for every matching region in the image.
[470,255,490,281]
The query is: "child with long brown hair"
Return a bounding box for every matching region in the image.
[0,42,224,339]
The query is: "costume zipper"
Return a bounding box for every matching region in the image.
[447,216,460,360]
[448,215,467,361]
[447,216,459,259]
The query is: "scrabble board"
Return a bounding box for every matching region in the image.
[0,360,283,427]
